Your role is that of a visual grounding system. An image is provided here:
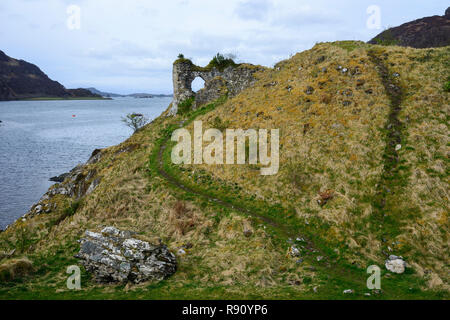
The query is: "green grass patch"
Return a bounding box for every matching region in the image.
[177,97,195,115]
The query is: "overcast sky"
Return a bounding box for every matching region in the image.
[0,0,447,94]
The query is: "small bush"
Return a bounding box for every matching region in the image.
[178,97,195,115]
[206,53,237,71]
[0,258,34,282]
[212,116,230,132]
[303,276,312,284]
[122,113,149,132]
[174,54,192,64]
[63,200,80,217]
[169,201,195,236]
[444,80,450,92]
[16,226,37,253]
[52,200,81,227]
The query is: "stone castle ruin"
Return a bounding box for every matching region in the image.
[168,57,264,115]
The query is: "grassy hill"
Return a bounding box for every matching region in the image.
[0,41,448,299]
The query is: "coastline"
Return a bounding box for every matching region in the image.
[0,97,171,231]
[20,97,112,101]
[2,137,112,232]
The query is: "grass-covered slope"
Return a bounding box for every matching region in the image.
[0,41,448,299]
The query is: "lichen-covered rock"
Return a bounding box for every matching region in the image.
[385,255,407,274]
[86,148,103,164]
[288,246,301,257]
[49,172,70,183]
[75,227,176,283]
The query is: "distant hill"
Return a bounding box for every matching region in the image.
[85,87,123,98]
[0,50,172,101]
[368,7,450,48]
[0,50,102,101]
[127,93,154,98]
[85,87,173,99]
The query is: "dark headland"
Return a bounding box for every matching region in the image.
[368,7,450,48]
[0,50,103,101]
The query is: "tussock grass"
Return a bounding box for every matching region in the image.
[0,258,34,282]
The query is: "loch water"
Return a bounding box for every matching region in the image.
[0,97,170,229]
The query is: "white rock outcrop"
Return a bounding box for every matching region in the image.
[385,255,407,274]
[75,227,177,283]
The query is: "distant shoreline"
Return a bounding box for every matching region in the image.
[0,96,174,102]
[19,96,112,101]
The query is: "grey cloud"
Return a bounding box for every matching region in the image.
[3,0,445,94]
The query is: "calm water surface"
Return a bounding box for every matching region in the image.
[0,97,170,229]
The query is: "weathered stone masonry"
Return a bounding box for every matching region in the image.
[168,59,264,115]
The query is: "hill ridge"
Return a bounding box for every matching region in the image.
[369,7,450,48]
[0,50,101,100]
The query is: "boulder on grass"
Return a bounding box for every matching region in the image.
[75,226,176,283]
[385,255,407,274]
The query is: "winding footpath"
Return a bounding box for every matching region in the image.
[152,112,373,294]
[152,46,418,291]
[156,123,298,239]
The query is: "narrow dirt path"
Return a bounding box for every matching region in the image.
[368,49,406,254]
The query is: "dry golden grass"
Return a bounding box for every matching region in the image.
[180,42,390,259]
[168,201,197,236]
[176,42,449,288]
[375,46,450,289]
[0,258,34,282]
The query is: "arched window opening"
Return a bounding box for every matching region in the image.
[191,77,205,92]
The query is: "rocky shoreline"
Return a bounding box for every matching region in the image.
[2,148,103,232]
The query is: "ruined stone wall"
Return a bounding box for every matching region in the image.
[168,60,264,115]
